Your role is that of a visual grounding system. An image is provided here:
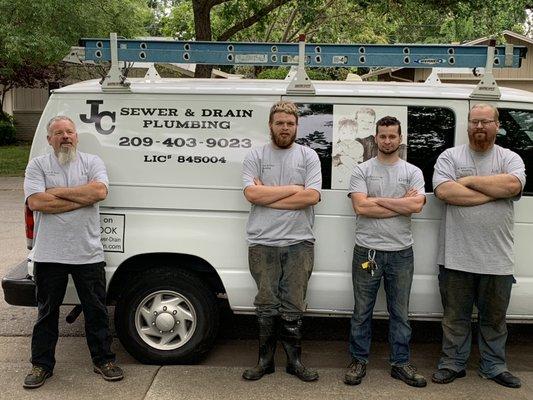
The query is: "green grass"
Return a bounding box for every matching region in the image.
[0,143,31,176]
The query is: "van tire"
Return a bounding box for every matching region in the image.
[114,268,219,364]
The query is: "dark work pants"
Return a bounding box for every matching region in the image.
[31,262,115,372]
[437,266,514,378]
[248,242,314,319]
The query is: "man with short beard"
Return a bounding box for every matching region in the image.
[22,116,123,389]
[241,101,321,382]
[432,104,525,388]
[345,116,427,388]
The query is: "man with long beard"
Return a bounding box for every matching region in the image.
[241,101,321,382]
[432,104,525,388]
[345,116,427,388]
[22,116,123,388]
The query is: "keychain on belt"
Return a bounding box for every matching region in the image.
[361,249,378,276]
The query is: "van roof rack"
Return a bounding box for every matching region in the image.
[76,33,527,99]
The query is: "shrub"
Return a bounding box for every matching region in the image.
[0,117,17,145]
[257,67,355,81]
[257,67,290,80]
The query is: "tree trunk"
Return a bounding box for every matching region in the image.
[0,87,10,121]
[193,0,216,78]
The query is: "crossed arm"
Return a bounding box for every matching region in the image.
[435,174,521,206]
[351,189,425,218]
[27,182,108,214]
[244,178,320,210]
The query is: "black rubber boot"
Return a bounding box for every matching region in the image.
[280,317,319,382]
[242,316,276,380]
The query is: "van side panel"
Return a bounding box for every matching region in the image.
[29,89,533,321]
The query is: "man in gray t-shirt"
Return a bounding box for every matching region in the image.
[431,104,526,389]
[345,116,427,388]
[22,116,123,389]
[241,101,321,383]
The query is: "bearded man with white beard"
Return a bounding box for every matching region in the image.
[22,116,123,389]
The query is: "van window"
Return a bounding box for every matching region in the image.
[296,104,333,189]
[496,109,533,195]
[295,103,455,191]
[406,107,456,192]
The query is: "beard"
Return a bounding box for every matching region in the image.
[377,143,400,155]
[469,130,493,151]
[270,129,296,149]
[57,145,77,165]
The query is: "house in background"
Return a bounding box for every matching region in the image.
[2,61,241,141]
[362,30,533,92]
[1,86,50,141]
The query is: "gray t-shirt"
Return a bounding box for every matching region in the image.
[433,144,526,275]
[243,143,322,246]
[349,157,425,251]
[24,151,109,264]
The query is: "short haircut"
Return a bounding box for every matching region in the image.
[46,116,76,137]
[338,117,357,130]
[469,103,499,122]
[375,115,401,135]
[355,107,376,120]
[269,101,299,124]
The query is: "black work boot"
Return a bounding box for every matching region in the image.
[280,316,319,382]
[242,316,276,380]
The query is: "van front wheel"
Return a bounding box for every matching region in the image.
[114,269,219,364]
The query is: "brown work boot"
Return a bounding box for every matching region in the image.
[344,359,366,385]
[391,363,427,387]
[23,365,52,389]
[94,361,124,381]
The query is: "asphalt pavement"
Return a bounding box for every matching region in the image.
[1,177,532,400]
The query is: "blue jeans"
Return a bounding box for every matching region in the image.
[437,266,514,378]
[349,245,414,366]
[248,242,314,319]
[31,262,115,372]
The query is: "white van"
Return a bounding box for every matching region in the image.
[3,66,533,364]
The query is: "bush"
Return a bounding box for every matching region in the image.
[0,118,17,145]
[307,69,333,81]
[257,67,290,80]
[257,66,356,81]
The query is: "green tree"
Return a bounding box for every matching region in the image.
[0,0,151,121]
[176,0,294,77]
[159,0,530,77]
[435,0,528,42]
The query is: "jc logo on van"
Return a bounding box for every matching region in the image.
[80,100,116,135]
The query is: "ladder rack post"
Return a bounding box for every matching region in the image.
[470,39,501,100]
[286,35,315,95]
[101,33,131,92]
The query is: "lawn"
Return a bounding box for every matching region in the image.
[0,143,31,176]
